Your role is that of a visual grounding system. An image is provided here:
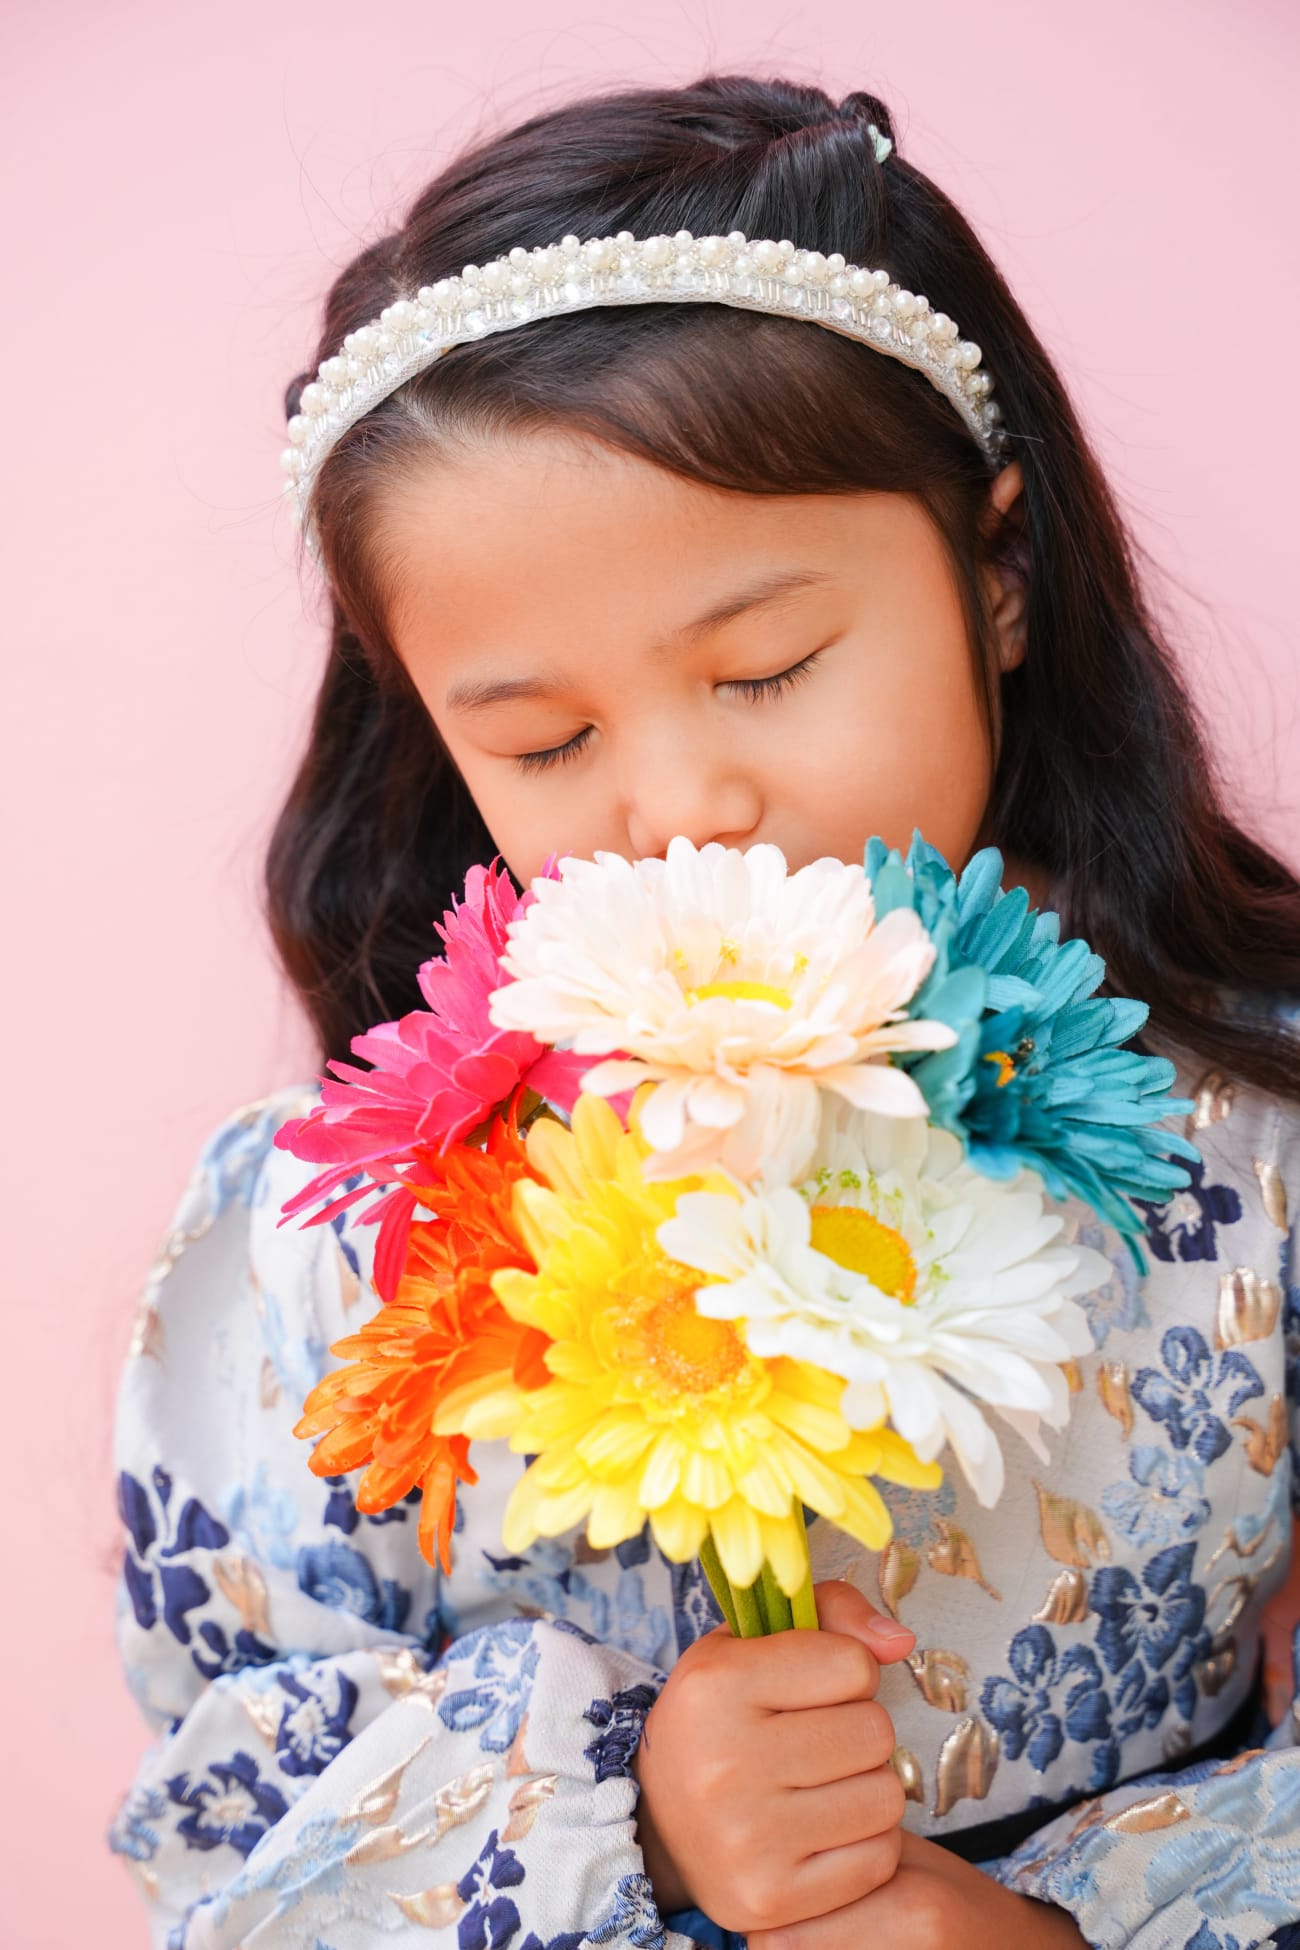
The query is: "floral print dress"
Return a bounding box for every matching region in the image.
[109,1054,1300,1949]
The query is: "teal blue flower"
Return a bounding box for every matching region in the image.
[864,834,1198,1260]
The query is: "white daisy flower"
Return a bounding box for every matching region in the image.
[656,1106,1108,1505]
[488,837,956,1182]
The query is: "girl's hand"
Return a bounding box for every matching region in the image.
[748,1829,1091,1950]
[631,1579,917,1930]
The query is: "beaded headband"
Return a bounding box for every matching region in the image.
[281,224,1011,556]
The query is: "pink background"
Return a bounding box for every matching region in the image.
[6,1,1298,1941]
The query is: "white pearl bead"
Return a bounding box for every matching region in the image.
[893,289,917,315]
[673,228,694,248]
[481,261,510,292]
[530,249,556,281]
[752,239,782,272]
[299,382,327,415]
[849,269,873,295]
[509,272,533,296]
[509,247,530,266]
[643,236,673,266]
[800,250,828,284]
[726,229,747,246]
[615,230,635,245]
[697,235,726,265]
[280,446,303,474]
[461,264,482,284]
[782,261,804,284]
[826,252,846,273]
[956,340,981,369]
[560,234,581,255]
[388,299,418,328]
[828,273,849,297]
[287,414,309,444]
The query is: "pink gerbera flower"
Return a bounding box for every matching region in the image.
[274,861,587,1299]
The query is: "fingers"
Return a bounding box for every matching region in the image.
[770,1826,904,1931]
[762,1698,898,1786]
[812,1580,916,1665]
[780,1765,908,1858]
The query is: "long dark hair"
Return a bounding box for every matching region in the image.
[266,71,1300,1096]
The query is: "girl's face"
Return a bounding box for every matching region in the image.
[377,426,1028,885]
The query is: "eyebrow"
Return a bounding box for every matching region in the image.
[444,567,832,714]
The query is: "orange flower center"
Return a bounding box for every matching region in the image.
[628,1284,749,1396]
[809,1205,918,1303]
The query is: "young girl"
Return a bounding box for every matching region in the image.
[108,72,1300,1950]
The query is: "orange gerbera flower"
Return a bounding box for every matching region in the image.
[293,1116,549,1573]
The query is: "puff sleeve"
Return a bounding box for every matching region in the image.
[107,1089,687,1950]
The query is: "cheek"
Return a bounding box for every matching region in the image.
[773,644,993,865]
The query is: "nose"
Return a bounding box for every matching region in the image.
[622,724,763,860]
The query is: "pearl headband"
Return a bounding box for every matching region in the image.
[281,224,1011,556]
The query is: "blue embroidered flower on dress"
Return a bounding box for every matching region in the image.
[668,1556,725,1652]
[1072,1221,1148,1348]
[439,1619,541,1752]
[1131,1325,1264,1465]
[164,1748,290,1856]
[1100,1446,1210,1548]
[1090,1541,1208,1728]
[1143,1758,1300,1929]
[108,1783,168,1864]
[980,1625,1113,1774]
[582,1682,663,1783]
[322,1472,418,1535]
[1135,1159,1243,1265]
[118,1465,229,1652]
[272,1665,359,1776]
[222,1461,300,1571]
[296,1539,412,1631]
[457,1827,527,1950]
[583,1872,666,1950]
[190,1615,279,1684]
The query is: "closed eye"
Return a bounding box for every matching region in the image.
[514,647,827,774]
[722,648,826,701]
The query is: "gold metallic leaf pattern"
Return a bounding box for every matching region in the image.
[1103,1791,1190,1833]
[1162,1723,1194,1763]
[374,1649,450,1706]
[933,1717,999,1818]
[393,1884,467,1927]
[1189,1070,1235,1134]
[242,1691,282,1746]
[212,1556,271,1636]
[1252,1156,1288,1231]
[1232,1395,1288,1474]
[258,1354,281,1410]
[346,1822,436,1865]
[926,1520,1001,1600]
[1060,1359,1084,1394]
[889,1747,924,1805]
[1097,1361,1134,1439]
[502,1774,558,1841]
[572,1535,612,1565]
[906,1648,970,1713]
[1034,1482,1111,1567]
[1215,1746,1266,1776]
[1214,1268,1281,1347]
[1204,1512,1279,1576]
[877,1539,921,1618]
[1031,1567,1090,1625]
[1194,1645,1237,1697]
[506,1713,532,1778]
[345,1738,434,1826]
[431,1761,497,1839]
[128,1300,165,1364]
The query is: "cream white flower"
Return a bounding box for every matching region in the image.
[488,837,957,1182]
[656,1106,1108,1505]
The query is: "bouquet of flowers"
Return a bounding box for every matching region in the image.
[274,836,1198,1637]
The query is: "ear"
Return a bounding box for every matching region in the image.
[978,459,1028,674]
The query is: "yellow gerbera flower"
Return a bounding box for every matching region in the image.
[435,1094,940,1597]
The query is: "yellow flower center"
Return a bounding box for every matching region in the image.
[984,1049,1017,1088]
[688,980,794,1008]
[809,1205,918,1303]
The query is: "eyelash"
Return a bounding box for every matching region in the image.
[513,649,827,776]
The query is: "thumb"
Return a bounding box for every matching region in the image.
[812,1578,916,1664]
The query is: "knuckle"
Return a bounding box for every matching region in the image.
[875,1764,908,1830]
[861,1700,896,1766]
[857,1823,903,1894]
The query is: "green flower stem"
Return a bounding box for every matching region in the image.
[698,1535,740,1635]
[732,1573,768,1637]
[760,1562,794,1633]
[790,1504,821,1630]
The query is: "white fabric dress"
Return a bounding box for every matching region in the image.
[108,1053,1300,1949]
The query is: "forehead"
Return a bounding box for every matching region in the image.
[375,426,927,650]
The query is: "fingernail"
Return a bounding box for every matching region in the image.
[870,1619,916,1646]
